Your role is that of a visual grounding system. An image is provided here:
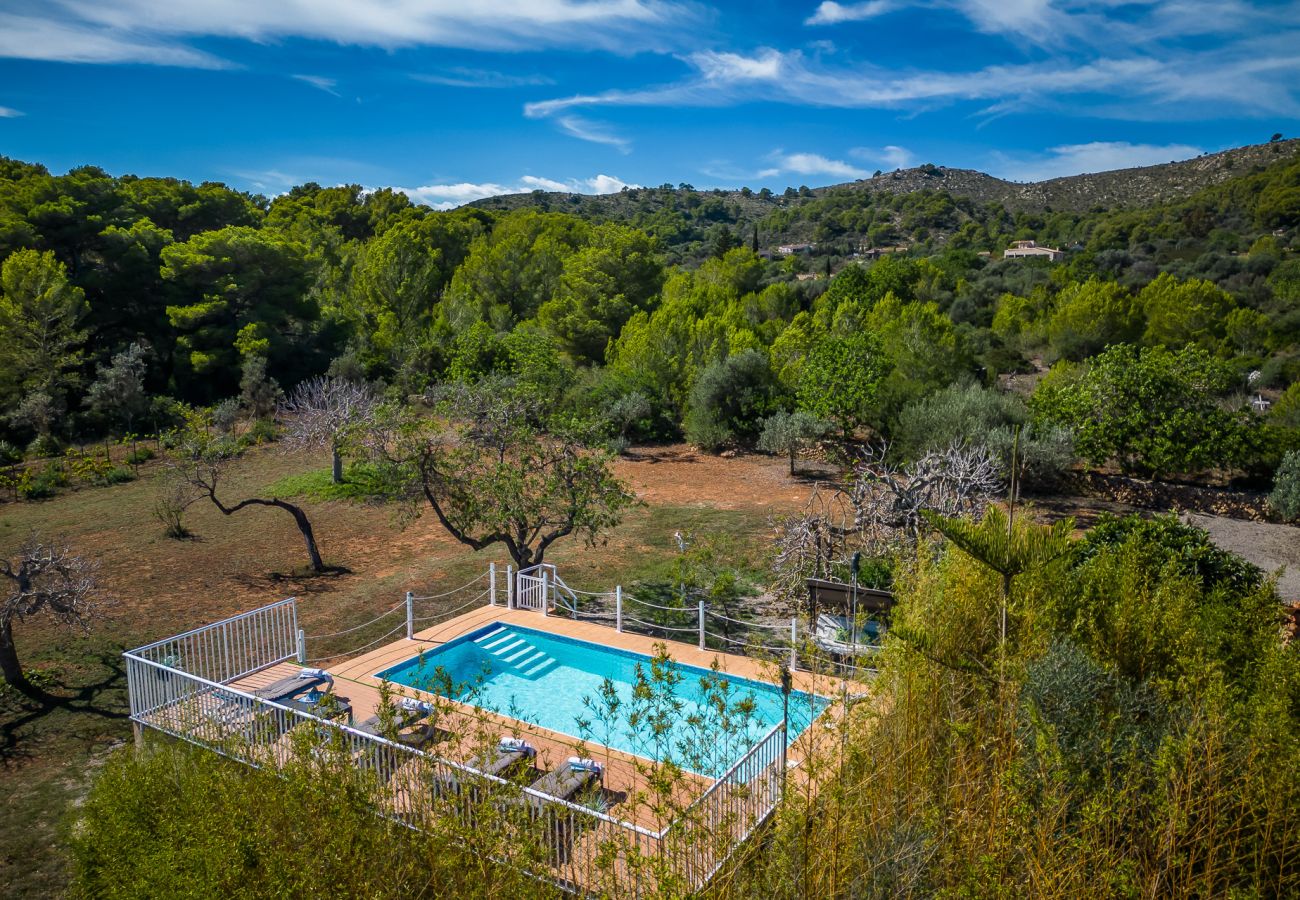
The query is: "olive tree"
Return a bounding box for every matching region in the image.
[1,537,104,697]
[377,385,637,570]
[1268,450,1300,521]
[757,410,831,475]
[178,453,330,573]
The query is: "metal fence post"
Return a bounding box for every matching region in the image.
[506,565,514,610]
[615,585,623,633]
[405,591,414,640]
[296,629,306,664]
[790,617,798,672]
[541,569,549,617]
[489,562,497,606]
[698,601,706,650]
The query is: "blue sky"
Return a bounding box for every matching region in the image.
[1,1,1298,207]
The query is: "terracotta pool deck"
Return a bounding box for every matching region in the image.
[230,604,846,830]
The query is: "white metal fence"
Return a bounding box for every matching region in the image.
[124,649,664,892]
[127,597,298,686]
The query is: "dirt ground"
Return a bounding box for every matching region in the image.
[0,443,821,660]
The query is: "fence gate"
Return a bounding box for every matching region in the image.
[515,565,549,611]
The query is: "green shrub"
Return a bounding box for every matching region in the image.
[69,740,549,899]
[125,446,155,465]
[102,466,135,485]
[684,349,777,450]
[25,434,63,458]
[243,418,278,445]
[1269,450,1300,521]
[19,462,67,500]
[0,440,22,465]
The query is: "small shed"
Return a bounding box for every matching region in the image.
[805,578,894,621]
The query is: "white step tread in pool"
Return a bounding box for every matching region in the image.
[473,627,558,678]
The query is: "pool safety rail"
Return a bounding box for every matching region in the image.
[123,568,794,897]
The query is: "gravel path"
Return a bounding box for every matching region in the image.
[1183,512,1300,601]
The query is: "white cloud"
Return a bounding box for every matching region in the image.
[555,115,631,152]
[0,11,226,67]
[585,173,635,193]
[518,175,572,192]
[391,173,639,209]
[805,1,894,26]
[411,68,554,89]
[992,141,1204,181]
[851,144,915,169]
[693,49,784,82]
[40,0,697,59]
[769,150,868,179]
[0,106,23,118]
[292,74,338,95]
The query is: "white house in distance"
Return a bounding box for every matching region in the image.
[1003,240,1064,262]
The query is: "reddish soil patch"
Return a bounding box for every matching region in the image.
[613,444,831,512]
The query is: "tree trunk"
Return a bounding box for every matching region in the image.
[0,615,34,696]
[331,445,343,484]
[279,500,327,572]
[789,446,797,476]
[208,493,327,574]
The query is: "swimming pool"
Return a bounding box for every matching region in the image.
[377,623,829,777]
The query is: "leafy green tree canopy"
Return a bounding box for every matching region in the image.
[796,331,890,436]
[1031,343,1253,479]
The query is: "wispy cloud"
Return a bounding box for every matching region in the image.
[768,150,868,179]
[230,168,304,194]
[700,149,870,185]
[990,141,1204,181]
[806,1,895,26]
[42,0,699,58]
[292,74,339,96]
[850,144,915,169]
[392,173,639,209]
[412,68,554,89]
[0,11,227,67]
[525,41,1300,122]
[555,115,631,152]
[0,106,24,118]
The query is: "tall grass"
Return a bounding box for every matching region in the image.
[718,513,1300,899]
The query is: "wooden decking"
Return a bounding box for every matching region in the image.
[229,605,843,832]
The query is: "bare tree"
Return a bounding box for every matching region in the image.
[280,376,379,484]
[180,456,329,573]
[153,468,201,539]
[1,537,104,698]
[770,442,1002,608]
[849,442,1002,546]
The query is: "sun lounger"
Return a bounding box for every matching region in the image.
[252,667,334,701]
[520,758,606,863]
[354,700,448,751]
[467,737,537,778]
[525,757,604,807]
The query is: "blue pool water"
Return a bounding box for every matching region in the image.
[377,624,829,777]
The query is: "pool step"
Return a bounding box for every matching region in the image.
[473,627,558,679]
